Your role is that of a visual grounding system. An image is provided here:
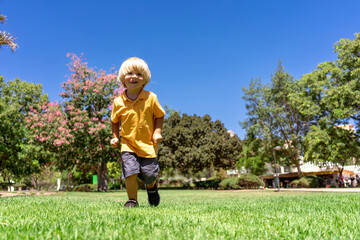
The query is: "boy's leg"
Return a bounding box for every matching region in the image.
[139,157,160,206]
[125,173,138,201]
[146,180,160,206]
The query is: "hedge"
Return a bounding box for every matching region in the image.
[290,175,324,188]
[194,178,221,189]
[219,174,264,190]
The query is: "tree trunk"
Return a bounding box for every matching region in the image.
[339,168,344,178]
[97,162,108,192]
[295,162,303,178]
[31,176,38,190]
[208,167,213,178]
[67,171,73,189]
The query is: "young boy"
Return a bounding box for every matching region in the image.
[110,57,165,207]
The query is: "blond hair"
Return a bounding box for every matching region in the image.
[118,57,151,87]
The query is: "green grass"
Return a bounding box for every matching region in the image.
[1,190,360,239]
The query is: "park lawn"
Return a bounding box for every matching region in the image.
[0,190,360,239]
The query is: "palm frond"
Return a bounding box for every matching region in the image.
[0,31,18,52]
[0,14,6,25]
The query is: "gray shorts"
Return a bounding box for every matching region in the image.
[121,152,159,184]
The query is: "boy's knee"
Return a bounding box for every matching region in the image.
[143,175,157,185]
[126,173,138,180]
[146,180,157,188]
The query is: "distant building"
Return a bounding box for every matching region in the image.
[259,162,360,187]
[260,124,358,187]
[227,166,247,177]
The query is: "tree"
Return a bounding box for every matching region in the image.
[26,54,123,191]
[0,77,48,180]
[242,62,312,177]
[298,33,360,173]
[237,138,268,176]
[158,112,242,175]
[304,123,360,178]
[0,13,18,52]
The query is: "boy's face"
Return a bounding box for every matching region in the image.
[123,71,146,91]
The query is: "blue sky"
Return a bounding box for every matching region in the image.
[1,0,360,138]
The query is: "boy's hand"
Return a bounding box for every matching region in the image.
[110,137,119,147]
[152,132,163,145]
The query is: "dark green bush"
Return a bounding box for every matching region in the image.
[194,178,221,189]
[219,174,264,190]
[73,184,92,192]
[181,182,192,189]
[219,177,237,189]
[297,178,310,188]
[88,184,98,191]
[290,180,299,188]
[290,175,324,188]
[303,175,324,188]
[13,183,26,188]
[229,178,240,189]
[0,182,12,191]
[238,173,264,189]
[65,186,74,191]
[219,177,241,190]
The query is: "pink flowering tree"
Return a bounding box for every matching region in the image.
[26,54,123,191]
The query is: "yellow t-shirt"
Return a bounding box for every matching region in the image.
[111,90,165,158]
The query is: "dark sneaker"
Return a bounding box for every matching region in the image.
[147,185,160,207]
[123,199,139,208]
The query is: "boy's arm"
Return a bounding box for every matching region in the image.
[110,121,120,147]
[152,116,164,145]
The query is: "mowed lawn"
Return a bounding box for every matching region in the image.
[1,190,360,239]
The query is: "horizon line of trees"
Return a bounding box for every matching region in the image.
[2,31,360,189]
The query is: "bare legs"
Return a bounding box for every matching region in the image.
[125,174,138,201]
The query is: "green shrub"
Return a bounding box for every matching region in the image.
[65,186,74,191]
[194,179,221,189]
[238,173,264,189]
[229,178,240,189]
[14,183,26,188]
[73,184,92,192]
[214,168,228,180]
[219,173,264,189]
[304,175,324,188]
[88,184,98,191]
[219,178,232,189]
[219,175,264,190]
[181,182,192,189]
[219,177,238,190]
[297,178,310,188]
[290,175,324,188]
[0,182,10,190]
[290,180,299,188]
